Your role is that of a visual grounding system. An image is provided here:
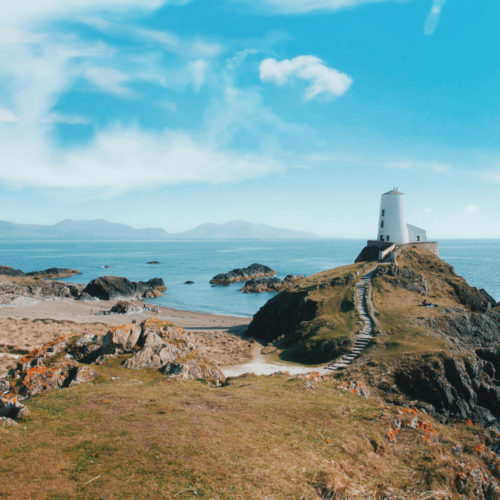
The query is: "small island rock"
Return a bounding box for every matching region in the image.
[210,263,276,286]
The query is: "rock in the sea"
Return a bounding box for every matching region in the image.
[184,280,194,285]
[210,263,276,286]
[26,268,81,279]
[147,261,161,265]
[240,275,303,293]
[82,276,166,300]
[0,266,25,277]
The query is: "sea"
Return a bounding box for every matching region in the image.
[0,239,498,317]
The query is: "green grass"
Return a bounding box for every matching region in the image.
[0,361,493,499]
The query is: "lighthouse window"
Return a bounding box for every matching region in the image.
[380,235,384,241]
[381,209,385,217]
[381,221,384,228]
[386,235,390,242]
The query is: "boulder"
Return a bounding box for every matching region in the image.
[210,263,276,285]
[147,261,161,265]
[101,324,142,355]
[162,359,226,385]
[81,276,166,300]
[0,397,30,419]
[109,300,141,314]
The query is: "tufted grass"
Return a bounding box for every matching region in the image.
[0,365,492,499]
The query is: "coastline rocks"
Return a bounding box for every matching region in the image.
[0,397,30,420]
[376,265,431,296]
[394,349,500,427]
[184,280,194,285]
[240,275,303,293]
[27,268,81,279]
[0,266,25,277]
[210,263,276,286]
[147,261,161,265]
[0,266,80,279]
[82,276,166,300]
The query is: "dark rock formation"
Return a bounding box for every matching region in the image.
[184,280,194,285]
[26,268,81,279]
[147,261,161,265]
[0,266,24,277]
[210,263,276,285]
[394,348,500,427]
[240,275,303,293]
[0,266,80,279]
[82,276,166,300]
[446,279,497,312]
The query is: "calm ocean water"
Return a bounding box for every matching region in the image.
[0,240,498,316]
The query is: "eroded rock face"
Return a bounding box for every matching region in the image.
[394,349,500,427]
[240,275,303,293]
[210,263,276,285]
[82,276,166,300]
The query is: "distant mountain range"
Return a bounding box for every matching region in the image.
[0,219,316,241]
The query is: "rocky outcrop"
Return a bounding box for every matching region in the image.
[27,268,81,279]
[147,261,160,265]
[0,318,225,420]
[0,266,25,277]
[240,275,303,293]
[0,266,80,279]
[376,265,431,295]
[394,348,500,427]
[210,263,276,285]
[81,276,166,300]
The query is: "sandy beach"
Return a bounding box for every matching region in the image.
[0,297,253,377]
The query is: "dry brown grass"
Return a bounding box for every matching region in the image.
[0,365,493,499]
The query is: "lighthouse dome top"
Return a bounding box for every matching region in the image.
[383,188,404,196]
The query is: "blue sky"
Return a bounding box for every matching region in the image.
[0,0,498,238]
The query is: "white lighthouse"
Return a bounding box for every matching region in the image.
[377,188,427,245]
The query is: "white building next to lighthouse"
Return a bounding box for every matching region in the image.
[377,188,426,244]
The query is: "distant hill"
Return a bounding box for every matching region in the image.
[0,219,316,241]
[0,219,169,241]
[169,220,316,240]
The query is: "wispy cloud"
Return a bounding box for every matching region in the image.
[464,204,479,214]
[424,0,447,35]
[239,0,387,15]
[84,67,132,96]
[260,55,353,100]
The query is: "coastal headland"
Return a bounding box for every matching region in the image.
[1,246,499,498]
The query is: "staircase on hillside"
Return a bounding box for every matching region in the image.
[327,267,378,371]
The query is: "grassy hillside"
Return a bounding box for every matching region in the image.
[1,361,496,499]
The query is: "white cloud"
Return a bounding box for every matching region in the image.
[189,60,209,92]
[0,108,18,123]
[42,112,89,125]
[464,205,479,214]
[241,0,387,14]
[0,1,190,25]
[260,56,353,100]
[424,0,447,35]
[0,123,283,191]
[85,67,132,96]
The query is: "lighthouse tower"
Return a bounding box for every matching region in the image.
[377,188,410,245]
